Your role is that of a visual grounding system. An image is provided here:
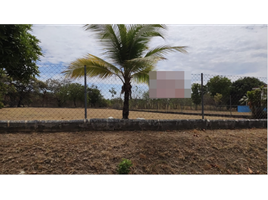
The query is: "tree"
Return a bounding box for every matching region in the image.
[191,83,201,110]
[4,77,47,107]
[0,69,11,108]
[0,68,17,107]
[63,24,187,119]
[0,93,3,108]
[231,77,266,106]
[0,25,42,108]
[87,84,105,107]
[109,87,117,99]
[206,76,232,98]
[45,78,72,107]
[191,83,208,110]
[0,25,42,83]
[214,93,223,106]
[66,83,85,107]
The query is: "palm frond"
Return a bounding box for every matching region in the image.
[125,55,162,76]
[128,24,166,59]
[84,24,111,39]
[84,25,124,65]
[62,54,124,82]
[145,45,188,58]
[132,24,166,42]
[131,66,156,85]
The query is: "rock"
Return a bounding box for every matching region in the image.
[108,117,114,119]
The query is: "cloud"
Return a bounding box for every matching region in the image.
[32,24,267,80]
[32,24,102,65]
[158,25,267,77]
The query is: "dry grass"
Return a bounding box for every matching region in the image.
[0,128,266,174]
[0,107,246,121]
[135,108,251,116]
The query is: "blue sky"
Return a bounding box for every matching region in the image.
[30,24,267,99]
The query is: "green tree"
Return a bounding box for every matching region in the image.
[191,83,201,110]
[63,24,187,119]
[0,69,11,108]
[0,93,3,108]
[206,76,232,98]
[231,77,266,106]
[45,78,71,107]
[206,76,232,109]
[109,87,117,99]
[0,25,42,108]
[5,77,47,107]
[66,83,85,107]
[0,25,42,83]
[0,69,17,108]
[87,84,105,107]
[191,83,208,110]
[214,93,223,106]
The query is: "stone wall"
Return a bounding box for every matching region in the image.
[0,119,267,133]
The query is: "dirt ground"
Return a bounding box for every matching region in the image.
[0,128,266,174]
[0,107,246,121]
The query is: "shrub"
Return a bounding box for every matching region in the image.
[117,158,133,174]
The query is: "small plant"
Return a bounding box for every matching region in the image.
[117,158,133,174]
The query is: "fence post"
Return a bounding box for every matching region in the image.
[230,95,232,116]
[84,65,87,119]
[201,73,204,119]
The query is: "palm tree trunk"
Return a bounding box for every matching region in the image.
[122,80,132,119]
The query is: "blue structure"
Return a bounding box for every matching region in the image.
[238,105,267,112]
[238,105,251,112]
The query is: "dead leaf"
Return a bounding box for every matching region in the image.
[139,153,147,159]
[248,167,253,174]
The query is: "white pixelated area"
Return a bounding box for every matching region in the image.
[149,71,191,98]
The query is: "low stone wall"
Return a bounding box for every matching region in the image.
[0,119,267,133]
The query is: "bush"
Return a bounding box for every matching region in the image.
[117,158,132,174]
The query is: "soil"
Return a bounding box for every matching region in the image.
[0,128,267,174]
[0,107,246,121]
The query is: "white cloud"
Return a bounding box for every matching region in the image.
[32,24,103,65]
[32,24,267,79]
[156,25,267,77]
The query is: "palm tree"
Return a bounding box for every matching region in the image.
[63,24,187,119]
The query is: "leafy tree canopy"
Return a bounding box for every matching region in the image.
[206,76,232,98]
[0,24,42,83]
[231,77,266,105]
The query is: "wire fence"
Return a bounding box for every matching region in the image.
[0,64,267,120]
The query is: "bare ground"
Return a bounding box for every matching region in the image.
[0,128,266,174]
[0,108,246,121]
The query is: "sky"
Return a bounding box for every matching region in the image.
[30,24,267,99]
